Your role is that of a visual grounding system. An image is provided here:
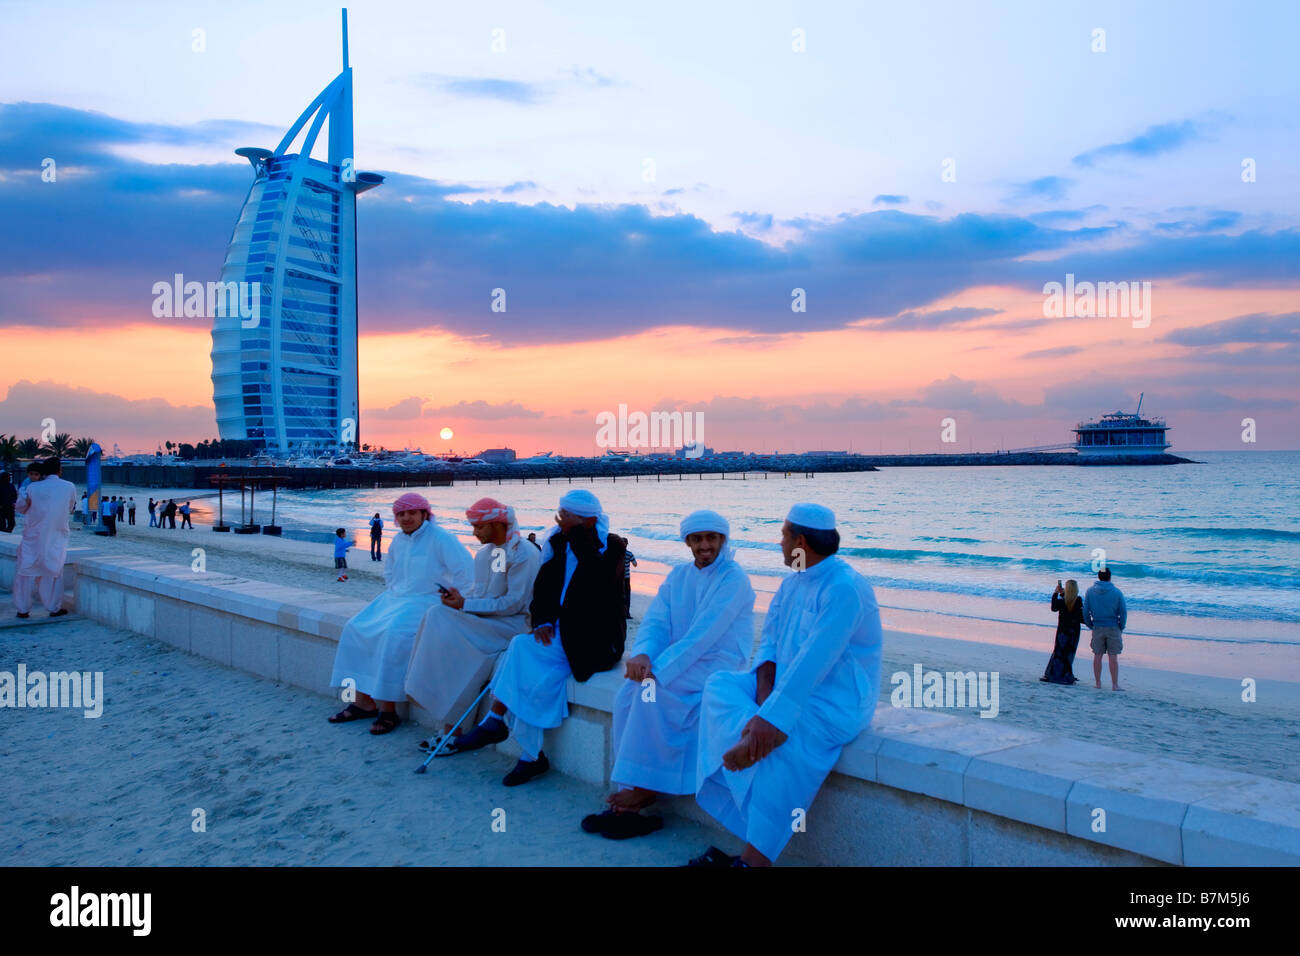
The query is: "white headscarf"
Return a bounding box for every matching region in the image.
[541,489,609,563]
[680,508,735,567]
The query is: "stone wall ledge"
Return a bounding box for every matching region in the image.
[3,539,1296,866]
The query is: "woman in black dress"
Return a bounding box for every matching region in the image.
[1041,579,1083,684]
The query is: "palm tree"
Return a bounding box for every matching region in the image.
[0,435,19,464]
[44,432,74,459]
[17,437,41,458]
[72,437,95,458]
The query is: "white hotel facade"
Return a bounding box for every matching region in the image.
[210,11,382,454]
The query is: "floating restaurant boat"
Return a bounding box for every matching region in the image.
[1073,393,1171,457]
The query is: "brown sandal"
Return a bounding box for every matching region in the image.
[328,703,379,723]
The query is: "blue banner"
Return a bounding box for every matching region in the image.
[85,442,102,520]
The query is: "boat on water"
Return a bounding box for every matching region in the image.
[1073,393,1171,457]
[516,452,556,465]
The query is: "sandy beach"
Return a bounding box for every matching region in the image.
[0,613,719,866]
[58,489,1300,786]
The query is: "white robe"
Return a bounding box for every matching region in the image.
[329,518,474,701]
[15,476,78,576]
[612,551,754,795]
[404,535,541,726]
[13,476,78,614]
[695,554,882,862]
[491,532,608,759]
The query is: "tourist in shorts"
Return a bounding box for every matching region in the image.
[1083,568,1128,691]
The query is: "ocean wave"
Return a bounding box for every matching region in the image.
[653,531,1300,592]
[873,604,1300,646]
[1160,526,1300,542]
[1042,524,1300,543]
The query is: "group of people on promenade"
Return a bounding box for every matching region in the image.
[74,493,193,534]
[1041,572,1129,690]
[341,509,641,617]
[325,488,884,867]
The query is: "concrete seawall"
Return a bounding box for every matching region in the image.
[2,538,1294,866]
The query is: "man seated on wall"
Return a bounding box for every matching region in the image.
[438,489,627,787]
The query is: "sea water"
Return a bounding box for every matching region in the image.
[259,450,1300,660]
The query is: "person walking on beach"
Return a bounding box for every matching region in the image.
[0,472,16,533]
[115,496,125,528]
[582,509,754,841]
[147,498,157,527]
[100,495,117,536]
[406,498,541,744]
[179,501,193,529]
[127,497,136,525]
[1041,579,1083,684]
[1084,568,1128,691]
[439,489,627,787]
[369,512,383,561]
[13,458,77,618]
[328,493,474,735]
[687,502,882,868]
[526,531,540,550]
[334,528,351,582]
[164,499,177,529]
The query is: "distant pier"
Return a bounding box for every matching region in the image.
[46,449,1197,491]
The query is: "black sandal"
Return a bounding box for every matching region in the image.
[601,812,665,841]
[328,703,379,723]
[369,711,401,735]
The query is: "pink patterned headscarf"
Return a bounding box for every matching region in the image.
[466,497,519,539]
[392,492,431,516]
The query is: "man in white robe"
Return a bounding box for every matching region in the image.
[688,502,882,867]
[581,508,754,840]
[328,492,474,735]
[13,458,78,619]
[405,497,541,740]
[438,488,627,787]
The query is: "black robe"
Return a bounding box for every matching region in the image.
[1042,593,1083,684]
[529,525,628,682]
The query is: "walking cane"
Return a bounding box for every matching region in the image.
[414,684,492,774]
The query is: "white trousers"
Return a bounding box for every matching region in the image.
[13,572,63,614]
[492,632,572,761]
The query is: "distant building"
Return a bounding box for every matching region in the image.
[477,448,517,463]
[210,12,383,454]
[806,450,850,457]
[673,445,715,459]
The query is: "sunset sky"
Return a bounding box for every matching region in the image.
[2,0,1297,454]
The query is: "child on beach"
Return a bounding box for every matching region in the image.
[334,528,351,582]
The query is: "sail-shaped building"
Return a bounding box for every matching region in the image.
[210,10,383,454]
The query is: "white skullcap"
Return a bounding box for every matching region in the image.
[559,488,602,518]
[786,502,836,531]
[680,509,729,540]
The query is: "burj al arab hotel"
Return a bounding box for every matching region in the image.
[210,9,383,454]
